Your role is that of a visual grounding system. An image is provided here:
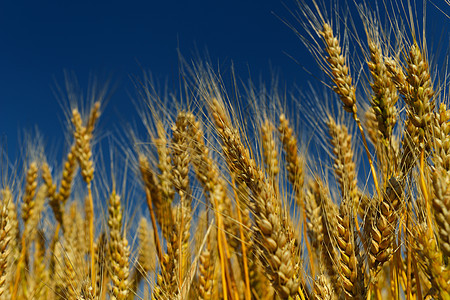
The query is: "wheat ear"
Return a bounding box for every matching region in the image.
[278,114,314,277]
[0,201,11,298]
[319,22,381,200]
[305,179,324,261]
[72,103,101,289]
[401,43,436,242]
[185,111,246,298]
[316,179,340,293]
[12,161,39,300]
[171,111,193,288]
[432,167,450,259]
[3,189,18,299]
[155,120,175,207]
[153,226,179,299]
[415,224,450,298]
[368,177,403,271]
[210,98,300,298]
[366,32,400,178]
[312,275,335,300]
[336,200,366,299]
[366,26,399,145]
[58,145,78,204]
[261,120,279,180]
[430,104,450,258]
[43,145,77,238]
[21,161,38,231]
[198,227,215,300]
[108,191,130,300]
[327,117,358,212]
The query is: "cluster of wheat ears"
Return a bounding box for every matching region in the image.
[0,0,449,299]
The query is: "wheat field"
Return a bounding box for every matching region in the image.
[0,0,449,299]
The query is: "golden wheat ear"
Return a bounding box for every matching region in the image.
[327,117,358,214]
[363,13,399,146]
[197,222,215,300]
[336,200,366,299]
[432,167,450,259]
[0,197,12,299]
[261,119,280,180]
[71,101,102,291]
[414,223,450,299]
[316,20,381,200]
[12,161,39,299]
[206,95,301,298]
[129,217,156,297]
[107,191,130,300]
[278,113,316,279]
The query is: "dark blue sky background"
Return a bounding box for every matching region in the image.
[1,0,449,159]
[0,0,308,157]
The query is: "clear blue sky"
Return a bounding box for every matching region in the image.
[0,0,308,157]
[1,0,449,159]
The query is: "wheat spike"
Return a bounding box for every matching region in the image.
[313,275,336,300]
[72,108,95,185]
[108,191,130,300]
[305,179,323,253]
[432,167,450,258]
[327,117,358,209]
[0,203,11,298]
[210,98,300,298]
[171,111,193,285]
[155,121,175,206]
[369,177,403,271]
[319,23,356,115]
[279,114,305,200]
[185,112,219,197]
[62,204,79,299]
[198,231,215,300]
[261,120,279,179]
[153,228,178,299]
[58,145,78,204]
[315,179,340,293]
[22,161,38,226]
[415,224,450,298]
[336,201,366,299]
[366,26,399,143]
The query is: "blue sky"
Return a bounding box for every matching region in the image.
[0,0,310,157]
[1,0,449,160]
